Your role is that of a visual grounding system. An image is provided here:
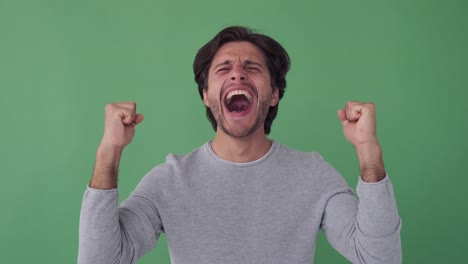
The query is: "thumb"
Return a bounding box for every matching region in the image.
[135,114,144,125]
[337,109,349,125]
[130,114,144,127]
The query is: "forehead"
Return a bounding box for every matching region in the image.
[211,41,267,65]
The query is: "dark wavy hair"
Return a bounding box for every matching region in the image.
[193,26,290,135]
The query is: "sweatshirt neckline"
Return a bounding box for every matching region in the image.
[204,140,277,167]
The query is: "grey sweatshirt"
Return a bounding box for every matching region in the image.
[78,141,402,264]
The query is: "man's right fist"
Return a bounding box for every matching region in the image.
[100,101,144,149]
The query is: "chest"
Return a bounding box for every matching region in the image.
[159,169,325,238]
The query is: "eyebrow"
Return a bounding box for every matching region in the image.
[213,60,264,69]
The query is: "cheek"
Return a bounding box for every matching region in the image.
[203,89,222,108]
[253,74,272,88]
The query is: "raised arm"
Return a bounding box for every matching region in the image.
[322,101,402,263]
[78,102,162,264]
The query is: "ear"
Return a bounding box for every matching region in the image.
[202,88,210,107]
[270,87,279,107]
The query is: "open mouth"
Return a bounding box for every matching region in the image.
[224,90,253,113]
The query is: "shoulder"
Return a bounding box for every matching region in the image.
[145,143,208,178]
[133,144,209,195]
[273,142,349,191]
[164,144,209,168]
[273,142,326,168]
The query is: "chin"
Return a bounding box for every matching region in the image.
[219,121,263,139]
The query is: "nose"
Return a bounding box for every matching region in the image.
[230,66,247,81]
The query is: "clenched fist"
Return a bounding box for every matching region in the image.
[337,101,378,147]
[101,101,144,150]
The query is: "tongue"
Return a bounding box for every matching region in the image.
[227,95,251,113]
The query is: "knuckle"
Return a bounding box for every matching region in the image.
[104,103,114,112]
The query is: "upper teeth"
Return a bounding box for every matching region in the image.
[226,90,253,103]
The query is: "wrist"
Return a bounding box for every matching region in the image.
[355,142,382,166]
[97,143,124,162]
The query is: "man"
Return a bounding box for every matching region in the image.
[79,26,401,264]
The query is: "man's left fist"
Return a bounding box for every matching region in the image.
[337,101,379,147]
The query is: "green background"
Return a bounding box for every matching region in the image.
[1,0,466,263]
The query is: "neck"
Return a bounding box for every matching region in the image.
[210,128,272,163]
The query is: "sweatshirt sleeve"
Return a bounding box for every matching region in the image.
[320,176,402,264]
[78,185,163,264]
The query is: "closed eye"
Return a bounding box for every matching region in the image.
[246,67,260,72]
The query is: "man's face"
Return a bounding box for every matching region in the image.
[203,41,279,138]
